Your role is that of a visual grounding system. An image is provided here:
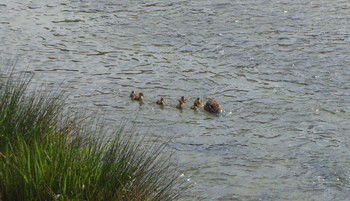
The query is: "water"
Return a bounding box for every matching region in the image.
[1,0,350,200]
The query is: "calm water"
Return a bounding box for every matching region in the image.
[1,0,350,200]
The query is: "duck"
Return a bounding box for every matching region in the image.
[194,97,203,107]
[176,101,186,109]
[190,97,202,111]
[134,92,144,102]
[190,104,199,111]
[204,99,222,114]
[178,96,187,103]
[156,97,165,106]
[129,91,137,100]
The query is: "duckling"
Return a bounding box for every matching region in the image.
[176,101,186,109]
[156,97,165,106]
[129,91,136,100]
[204,99,222,114]
[178,96,187,103]
[194,97,203,107]
[190,97,202,111]
[190,104,199,111]
[134,92,144,102]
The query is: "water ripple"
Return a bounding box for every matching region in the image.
[1,0,350,200]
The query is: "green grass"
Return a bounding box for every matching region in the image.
[0,68,187,201]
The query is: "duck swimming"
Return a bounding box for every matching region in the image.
[190,104,198,111]
[156,97,165,106]
[130,91,136,99]
[194,97,203,107]
[134,92,144,102]
[190,97,202,111]
[204,99,222,114]
[178,96,187,103]
[176,101,186,109]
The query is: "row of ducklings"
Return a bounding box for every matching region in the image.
[130,91,222,113]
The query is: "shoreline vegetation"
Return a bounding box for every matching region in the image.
[0,68,187,200]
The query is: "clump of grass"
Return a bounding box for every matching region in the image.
[0,67,187,200]
[0,69,68,152]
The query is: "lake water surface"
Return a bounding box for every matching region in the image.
[1,0,350,200]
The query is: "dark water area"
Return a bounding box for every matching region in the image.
[1,0,350,200]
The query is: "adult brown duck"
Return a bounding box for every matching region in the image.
[204,99,222,114]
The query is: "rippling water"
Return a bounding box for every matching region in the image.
[1,0,350,200]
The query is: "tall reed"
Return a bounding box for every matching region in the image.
[0,67,187,200]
